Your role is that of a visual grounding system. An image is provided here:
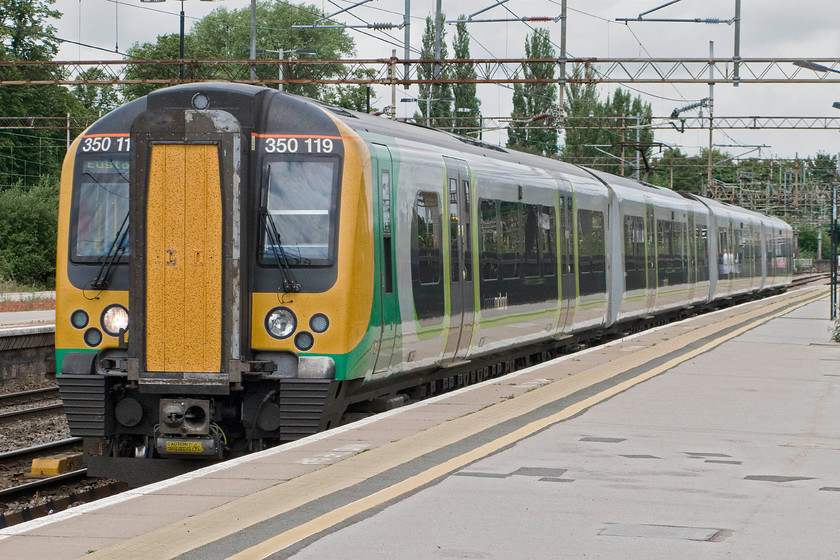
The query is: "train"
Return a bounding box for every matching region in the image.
[55,82,794,484]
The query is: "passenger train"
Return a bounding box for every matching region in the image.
[55,83,794,483]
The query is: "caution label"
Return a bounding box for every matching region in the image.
[165,440,204,453]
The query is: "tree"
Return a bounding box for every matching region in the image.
[322,69,378,113]
[507,29,558,157]
[122,1,355,102]
[649,148,705,192]
[451,17,480,136]
[415,13,453,128]
[0,177,59,287]
[73,67,120,115]
[0,0,60,61]
[561,66,654,177]
[0,0,86,189]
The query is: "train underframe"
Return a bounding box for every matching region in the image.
[58,289,782,487]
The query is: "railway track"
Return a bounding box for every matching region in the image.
[0,402,64,425]
[0,437,81,472]
[790,271,830,288]
[0,438,128,529]
[0,386,59,406]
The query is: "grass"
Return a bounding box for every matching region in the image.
[0,279,55,312]
[831,318,840,343]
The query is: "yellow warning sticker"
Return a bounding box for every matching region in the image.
[165,440,204,453]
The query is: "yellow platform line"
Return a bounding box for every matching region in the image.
[84,288,826,560]
[227,289,826,560]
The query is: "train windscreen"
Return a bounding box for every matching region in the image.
[261,158,338,266]
[71,156,130,262]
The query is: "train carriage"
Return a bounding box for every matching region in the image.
[55,83,793,484]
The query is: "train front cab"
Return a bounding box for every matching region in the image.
[56,85,375,480]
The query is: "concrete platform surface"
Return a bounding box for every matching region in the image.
[0,288,834,560]
[286,295,840,560]
[0,310,55,326]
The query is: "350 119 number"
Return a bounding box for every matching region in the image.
[81,136,130,153]
[263,137,334,154]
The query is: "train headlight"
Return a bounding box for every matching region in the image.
[101,304,129,336]
[266,307,296,339]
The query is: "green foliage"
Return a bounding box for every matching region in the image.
[0,177,59,288]
[796,223,834,260]
[415,13,453,128]
[72,67,121,115]
[0,0,87,189]
[121,1,355,103]
[0,0,60,60]
[451,17,480,136]
[321,69,378,113]
[831,318,840,343]
[561,67,653,176]
[507,29,558,157]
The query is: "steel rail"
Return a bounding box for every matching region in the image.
[0,403,64,426]
[0,469,88,501]
[0,387,60,407]
[0,438,82,471]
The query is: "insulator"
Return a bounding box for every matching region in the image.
[371,22,395,30]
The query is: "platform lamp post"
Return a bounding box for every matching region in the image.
[832,182,837,320]
[255,49,317,91]
[140,0,222,80]
[400,96,454,127]
[794,61,840,319]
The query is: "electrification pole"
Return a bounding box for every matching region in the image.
[557,0,567,121]
[706,41,715,197]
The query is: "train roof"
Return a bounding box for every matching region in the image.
[89,83,791,232]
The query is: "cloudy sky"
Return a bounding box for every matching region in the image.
[50,0,840,160]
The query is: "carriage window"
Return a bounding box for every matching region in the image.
[540,205,556,277]
[696,224,709,282]
[480,199,499,280]
[500,201,522,279]
[72,157,130,262]
[578,209,606,295]
[624,215,645,291]
[262,158,338,266]
[412,191,443,285]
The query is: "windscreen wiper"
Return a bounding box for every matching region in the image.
[260,207,300,293]
[91,212,129,290]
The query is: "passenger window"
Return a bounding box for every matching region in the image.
[480,199,499,281]
[412,191,442,285]
[577,209,606,295]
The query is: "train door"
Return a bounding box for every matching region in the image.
[130,109,243,390]
[442,157,475,362]
[145,143,223,373]
[372,143,397,375]
[686,212,697,301]
[645,202,657,311]
[558,189,575,332]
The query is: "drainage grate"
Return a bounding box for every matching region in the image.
[453,471,509,479]
[511,467,568,478]
[580,437,626,443]
[685,452,732,458]
[600,523,724,541]
[744,475,815,483]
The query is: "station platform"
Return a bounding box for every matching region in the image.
[0,286,835,560]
